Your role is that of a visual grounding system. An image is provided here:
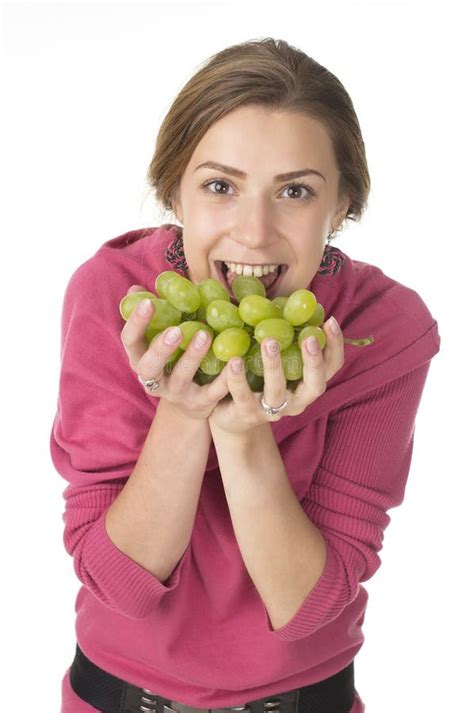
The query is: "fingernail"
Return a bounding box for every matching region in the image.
[306,336,320,354]
[231,358,243,372]
[138,299,151,315]
[265,339,280,356]
[329,316,340,335]
[194,330,209,347]
[164,326,182,345]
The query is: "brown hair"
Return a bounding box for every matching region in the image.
[146,37,370,237]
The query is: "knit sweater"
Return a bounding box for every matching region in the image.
[50,224,441,708]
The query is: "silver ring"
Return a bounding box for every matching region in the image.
[261,394,288,417]
[138,374,161,392]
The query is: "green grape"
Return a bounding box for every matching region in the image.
[119,291,160,320]
[199,348,225,376]
[283,289,317,326]
[206,300,244,332]
[212,327,251,362]
[254,318,294,351]
[231,274,266,301]
[147,298,182,330]
[306,301,325,327]
[245,370,265,393]
[245,341,264,376]
[238,295,280,326]
[271,296,288,315]
[155,270,181,298]
[297,326,326,351]
[176,321,214,350]
[281,343,303,381]
[193,370,218,386]
[164,275,201,313]
[197,278,230,308]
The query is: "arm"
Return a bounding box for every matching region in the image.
[51,259,210,618]
[60,399,210,618]
[211,421,327,632]
[211,362,433,640]
[104,399,211,581]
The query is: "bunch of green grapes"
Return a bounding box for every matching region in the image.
[119,270,374,392]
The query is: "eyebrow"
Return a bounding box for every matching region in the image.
[194,161,327,183]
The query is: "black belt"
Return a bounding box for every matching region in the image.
[70,643,355,713]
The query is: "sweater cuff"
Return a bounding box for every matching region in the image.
[80,510,190,619]
[265,544,343,640]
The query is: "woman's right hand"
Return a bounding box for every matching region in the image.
[121,285,230,421]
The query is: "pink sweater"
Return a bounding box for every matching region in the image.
[50,225,440,708]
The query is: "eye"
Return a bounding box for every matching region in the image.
[201,179,235,196]
[281,183,315,201]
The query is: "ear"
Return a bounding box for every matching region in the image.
[170,189,183,224]
[334,195,351,228]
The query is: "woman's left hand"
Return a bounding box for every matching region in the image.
[208,317,344,434]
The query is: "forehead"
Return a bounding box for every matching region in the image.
[188,105,336,172]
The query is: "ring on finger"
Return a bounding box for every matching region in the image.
[261,394,289,417]
[138,374,161,392]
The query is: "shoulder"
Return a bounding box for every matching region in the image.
[306,247,441,411]
[316,247,436,332]
[62,224,181,309]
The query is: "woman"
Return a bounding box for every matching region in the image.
[51,38,441,713]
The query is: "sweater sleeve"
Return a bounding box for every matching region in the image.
[50,259,191,619]
[265,360,432,640]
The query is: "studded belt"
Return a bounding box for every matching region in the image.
[69,643,355,713]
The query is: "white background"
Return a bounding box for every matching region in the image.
[1,1,472,711]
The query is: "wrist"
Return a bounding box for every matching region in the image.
[210,419,271,452]
[156,398,212,437]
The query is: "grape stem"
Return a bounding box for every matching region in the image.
[343,336,375,346]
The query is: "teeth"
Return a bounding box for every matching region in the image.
[223,262,279,277]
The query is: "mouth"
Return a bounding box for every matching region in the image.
[214,261,288,302]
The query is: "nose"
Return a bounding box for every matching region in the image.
[234,196,277,250]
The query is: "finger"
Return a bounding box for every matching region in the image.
[320,315,344,380]
[165,329,213,395]
[293,316,344,404]
[121,297,159,370]
[294,333,326,404]
[261,338,288,412]
[136,325,183,386]
[225,357,255,410]
[203,366,231,403]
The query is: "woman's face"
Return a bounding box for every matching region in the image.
[172,105,350,301]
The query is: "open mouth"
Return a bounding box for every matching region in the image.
[214,261,288,302]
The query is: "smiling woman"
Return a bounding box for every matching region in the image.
[52,36,440,713]
[144,39,370,299]
[149,104,358,297]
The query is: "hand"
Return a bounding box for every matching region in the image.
[208,318,345,435]
[121,285,229,421]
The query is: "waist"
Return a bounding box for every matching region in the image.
[69,643,356,713]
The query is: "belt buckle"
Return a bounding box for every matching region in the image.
[135,687,160,713]
[127,687,297,713]
[263,697,282,713]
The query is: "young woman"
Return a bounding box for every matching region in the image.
[51,37,441,713]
